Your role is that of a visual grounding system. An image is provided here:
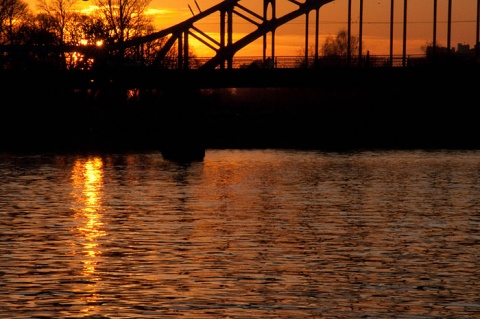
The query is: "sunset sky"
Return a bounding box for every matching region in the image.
[41,0,480,57]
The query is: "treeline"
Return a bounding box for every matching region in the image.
[0,0,190,71]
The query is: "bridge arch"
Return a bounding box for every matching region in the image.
[120,0,334,70]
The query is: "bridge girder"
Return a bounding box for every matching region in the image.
[126,0,334,70]
[200,0,334,70]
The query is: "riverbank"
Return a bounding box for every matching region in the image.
[1,65,478,153]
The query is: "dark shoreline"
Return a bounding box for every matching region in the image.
[1,65,479,154]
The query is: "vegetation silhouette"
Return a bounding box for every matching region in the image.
[295,29,361,68]
[0,0,202,70]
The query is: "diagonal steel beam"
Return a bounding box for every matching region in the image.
[200,0,334,70]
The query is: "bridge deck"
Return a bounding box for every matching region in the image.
[3,63,478,90]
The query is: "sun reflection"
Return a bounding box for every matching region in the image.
[71,157,106,272]
[70,157,106,316]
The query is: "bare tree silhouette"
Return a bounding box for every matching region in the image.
[0,0,29,45]
[321,29,361,66]
[36,0,76,45]
[93,0,152,63]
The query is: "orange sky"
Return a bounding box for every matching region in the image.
[147,0,479,57]
[35,0,480,57]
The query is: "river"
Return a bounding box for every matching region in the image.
[1,149,479,318]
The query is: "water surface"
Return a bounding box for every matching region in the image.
[1,149,479,318]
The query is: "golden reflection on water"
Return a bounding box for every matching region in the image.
[70,157,106,315]
[1,150,480,318]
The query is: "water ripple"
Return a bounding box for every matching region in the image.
[0,150,479,318]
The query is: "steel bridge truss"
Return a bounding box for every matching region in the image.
[125,0,333,70]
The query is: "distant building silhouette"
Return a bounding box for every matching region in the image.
[426,42,479,63]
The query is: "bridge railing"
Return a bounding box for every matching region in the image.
[191,54,428,69]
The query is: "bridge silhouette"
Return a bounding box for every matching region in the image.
[77,0,479,91]
[123,0,335,70]
[2,0,479,72]
[1,0,480,158]
[120,0,479,70]
[14,0,472,71]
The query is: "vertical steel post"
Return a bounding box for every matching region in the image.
[390,0,394,66]
[263,0,268,61]
[227,7,233,69]
[271,0,276,62]
[359,0,364,66]
[263,0,276,64]
[305,10,309,67]
[433,0,437,60]
[402,0,407,67]
[477,0,480,58]
[447,0,452,53]
[315,8,320,64]
[347,0,352,66]
[220,9,226,69]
